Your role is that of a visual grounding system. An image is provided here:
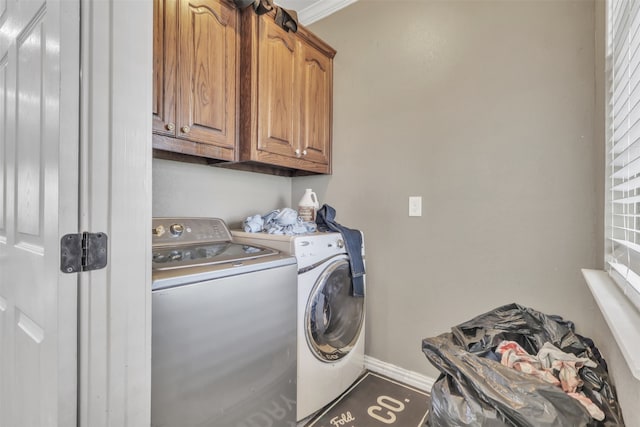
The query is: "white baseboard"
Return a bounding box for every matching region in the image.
[364,355,436,392]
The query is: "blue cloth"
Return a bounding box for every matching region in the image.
[243,214,263,232]
[242,208,317,235]
[315,204,365,297]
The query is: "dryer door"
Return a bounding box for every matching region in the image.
[306,259,364,362]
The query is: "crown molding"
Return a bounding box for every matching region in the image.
[297,0,358,25]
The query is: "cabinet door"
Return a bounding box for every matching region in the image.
[298,39,332,168]
[257,17,299,159]
[177,0,237,150]
[153,0,177,136]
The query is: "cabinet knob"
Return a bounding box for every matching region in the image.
[295,149,301,157]
[302,150,307,156]
[181,126,190,134]
[165,123,175,131]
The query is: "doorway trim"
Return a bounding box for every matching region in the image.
[77,1,153,426]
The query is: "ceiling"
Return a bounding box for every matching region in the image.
[274,0,358,25]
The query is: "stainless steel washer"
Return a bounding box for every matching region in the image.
[151,218,297,427]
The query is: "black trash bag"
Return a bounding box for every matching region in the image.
[422,303,625,427]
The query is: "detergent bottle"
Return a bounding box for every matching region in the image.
[297,189,319,222]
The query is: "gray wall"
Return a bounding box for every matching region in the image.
[298,0,600,375]
[589,308,640,425]
[153,159,291,228]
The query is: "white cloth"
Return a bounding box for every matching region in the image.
[496,340,605,421]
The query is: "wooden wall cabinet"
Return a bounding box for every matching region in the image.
[236,9,336,175]
[153,0,239,162]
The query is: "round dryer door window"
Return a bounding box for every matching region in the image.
[306,259,364,362]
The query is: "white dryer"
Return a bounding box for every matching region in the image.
[232,231,366,421]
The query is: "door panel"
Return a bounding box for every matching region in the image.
[0,54,6,237]
[257,18,297,157]
[299,40,331,166]
[152,0,177,136]
[178,0,237,148]
[0,0,79,425]
[15,310,43,427]
[16,11,44,245]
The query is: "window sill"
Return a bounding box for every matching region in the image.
[582,269,640,380]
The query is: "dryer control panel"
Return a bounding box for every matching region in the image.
[294,233,347,269]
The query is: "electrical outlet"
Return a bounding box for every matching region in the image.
[409,196,422,217]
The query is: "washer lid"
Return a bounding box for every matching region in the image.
[306,259,364,362]
[152,242,278,271]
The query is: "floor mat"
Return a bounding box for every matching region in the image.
[305,371,430,427]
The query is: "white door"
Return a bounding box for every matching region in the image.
[0,0,79,425]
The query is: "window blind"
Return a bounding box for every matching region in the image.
[607,0,640,311]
